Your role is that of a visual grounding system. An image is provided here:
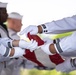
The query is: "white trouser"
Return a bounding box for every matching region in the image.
[1,58,23,75]
[54,31,76,56]
[0,63,4,75]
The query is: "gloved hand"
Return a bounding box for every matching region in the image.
[56,58,76,73]
[19,39,38,52]
[20,25,38,36]
[0,38,13,48]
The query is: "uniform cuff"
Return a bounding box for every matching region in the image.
[41,24,48,33]
[54,43,63,54]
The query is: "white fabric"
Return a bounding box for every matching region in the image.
[20,25,38,36]
[35,48,56,68]
[0,44,8,56]
[54,31,76,54]
[0,55,10,62]
[0,27,8,38]
[40,38,53,55]
[8,12,23,20]
[43,37,53,43]
[56,58,76,73]
[41,43,53,55]
[0,2,7,8]
[19,39,38,51]
[2,68,20,75]
[10,47,25,58]
[0,24,24,75]
[0,38,13,48]
[44,15,76,34]
[2,58,22,75]
[0,44,11,57]
[0,25,11,75]
[8,29,20,40]
[0,63,4,75]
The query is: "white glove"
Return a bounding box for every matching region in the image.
[20,25,38,36]
[56,58,76,73]
[0,38,13,48]
[19,39,38,52]
[11,47,25,58]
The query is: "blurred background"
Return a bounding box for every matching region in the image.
[1,0,76,30]
[0,0,76,75]
[20,69,76,75]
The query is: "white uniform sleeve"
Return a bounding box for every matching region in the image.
[10,47,25,58]
[54,31,76,53]
[41,15,76,34]
[0,44,25,58]
[0,44,11,57]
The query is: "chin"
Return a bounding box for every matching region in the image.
[16,30,20,32]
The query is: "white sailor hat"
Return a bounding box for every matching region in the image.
[0,2,7,8]
[8,12,23,20]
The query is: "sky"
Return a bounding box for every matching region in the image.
[0,0,76,30]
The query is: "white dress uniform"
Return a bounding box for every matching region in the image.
[1,28,35,75]
[42,15,76,34]
[1,12,35,75]
[39,15,76,72]
[40,15,76,56]
[0,4,28,75]
[0,23,14,75]
[0,21,11,75]
[1,29,21,75]
[0,2,11,75]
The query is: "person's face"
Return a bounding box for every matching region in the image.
[7,18,22,32]
[0,8,8,22]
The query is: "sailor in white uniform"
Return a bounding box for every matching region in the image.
[1,12,35,75]
[6,12,57,71]
[20,15,76,72]
[0,2,38,75]
[0,2,13,75]
[0,9,56,72]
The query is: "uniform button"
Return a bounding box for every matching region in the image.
[44,30,47,32]
[44,30,46,32]
[45,30,47,32]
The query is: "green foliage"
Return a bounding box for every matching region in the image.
[21,69,76,75]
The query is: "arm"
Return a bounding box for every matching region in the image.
[38,15,76,34]
[56,58,76,72]
[41,31,76,55]
[20,15,76,35]
[0,38,38,51]
[0,44,25,58]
